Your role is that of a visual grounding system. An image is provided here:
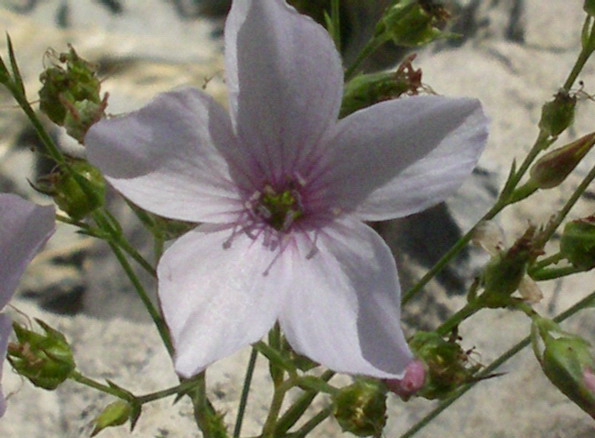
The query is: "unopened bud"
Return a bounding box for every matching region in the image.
[376,0,451,48]
[533,317,595,418]
[408,332,479,400]
[539,90,576,137]
[7,319,75,390]
[332,379,387,437]
[560,216,595,270]
[529,132,595,189]
[91,400,133,437]
[384,359,426,400]
[39,46,107,143]
[517,276,543,304]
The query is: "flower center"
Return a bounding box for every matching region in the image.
[255,184,304,232]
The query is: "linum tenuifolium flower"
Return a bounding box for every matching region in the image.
[0,194,55,416]
[86,0,488,379]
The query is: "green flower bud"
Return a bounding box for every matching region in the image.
[529,132,595,189]
[532,318,595,419]
[408,332,480,400]
[479,227,536,308]
[539,90,576,137]
[38,46,107,143]
[560,216,595,270]
[332,379,387,437]
[585,0,595,16]
[340,55,424,117]
[91,400,133,437]
[48,160,105,221]
[7,319,75,390]
[376,0,451,48]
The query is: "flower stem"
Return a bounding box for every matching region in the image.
[233,347,258,438]
[292,405,333,438]
[399,289,595,438]
[70,371,129,399]
[435,302,481,337]
[563,16,595,92]
[262,378,295,438]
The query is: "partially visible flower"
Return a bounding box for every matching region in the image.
[86,0,487,379]
[0,194,55,417]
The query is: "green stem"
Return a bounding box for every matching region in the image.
[70,371,128,399]
[262,378,295,438]
[536,163,595,247]
[233,347,258,438]
[435,302,481,337]
[292,405,333,438]
[344,38,384,80]
[562,17,595,91]
[189,372,218,438]
[530,252,564,272]
[98,223,173,356]
[275,370,335,436]
[331,0,341,53]
[399,289,595,438]
[531,265,585,281]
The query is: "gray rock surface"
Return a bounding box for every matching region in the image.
[0,0,593,437]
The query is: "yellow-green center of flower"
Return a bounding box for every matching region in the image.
[258,185,303,232]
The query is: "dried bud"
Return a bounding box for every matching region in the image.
[91,400,133,437]
[7,319,75,390]
[376,0,451,48]
[384,359,426,400]
[533,317,595,419]
[529,132,595,189]
[408,332,480,400]
[39,46,107,143]
[560,216,595,270]
[479,227,536,308]
[332,379,387,437]
[539,90,576,137]
[340,55,424,117]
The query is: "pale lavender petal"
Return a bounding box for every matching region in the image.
[308,96,488,221]
[0,194,55,309]
[158,225,287,378]
[225,0,344,184]
[86,88,245,223]
[279,218,412,378]
[0,313,11,417]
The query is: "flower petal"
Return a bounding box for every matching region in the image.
[0,313,11,417]
[309,96,488,221]
[224,0,344,184]
[86,88,245,223]
[0,194,55,309]
[279,218,412,378]
[158,225,287,378]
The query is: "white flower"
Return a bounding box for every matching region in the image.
[86,0,488,379]
[0,194,55,417]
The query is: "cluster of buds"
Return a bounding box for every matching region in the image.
[39,46,107,144]
[7,320,75,390]
[532,317,595,418]
[473,223,544,307]
[332,379,387,437]
[340,54,426,117]
[560,216,595,270]
[375,0,451,48]
[34,159,105,221]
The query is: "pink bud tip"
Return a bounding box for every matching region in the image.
[384,359,426,398]
[584,368,595,394]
